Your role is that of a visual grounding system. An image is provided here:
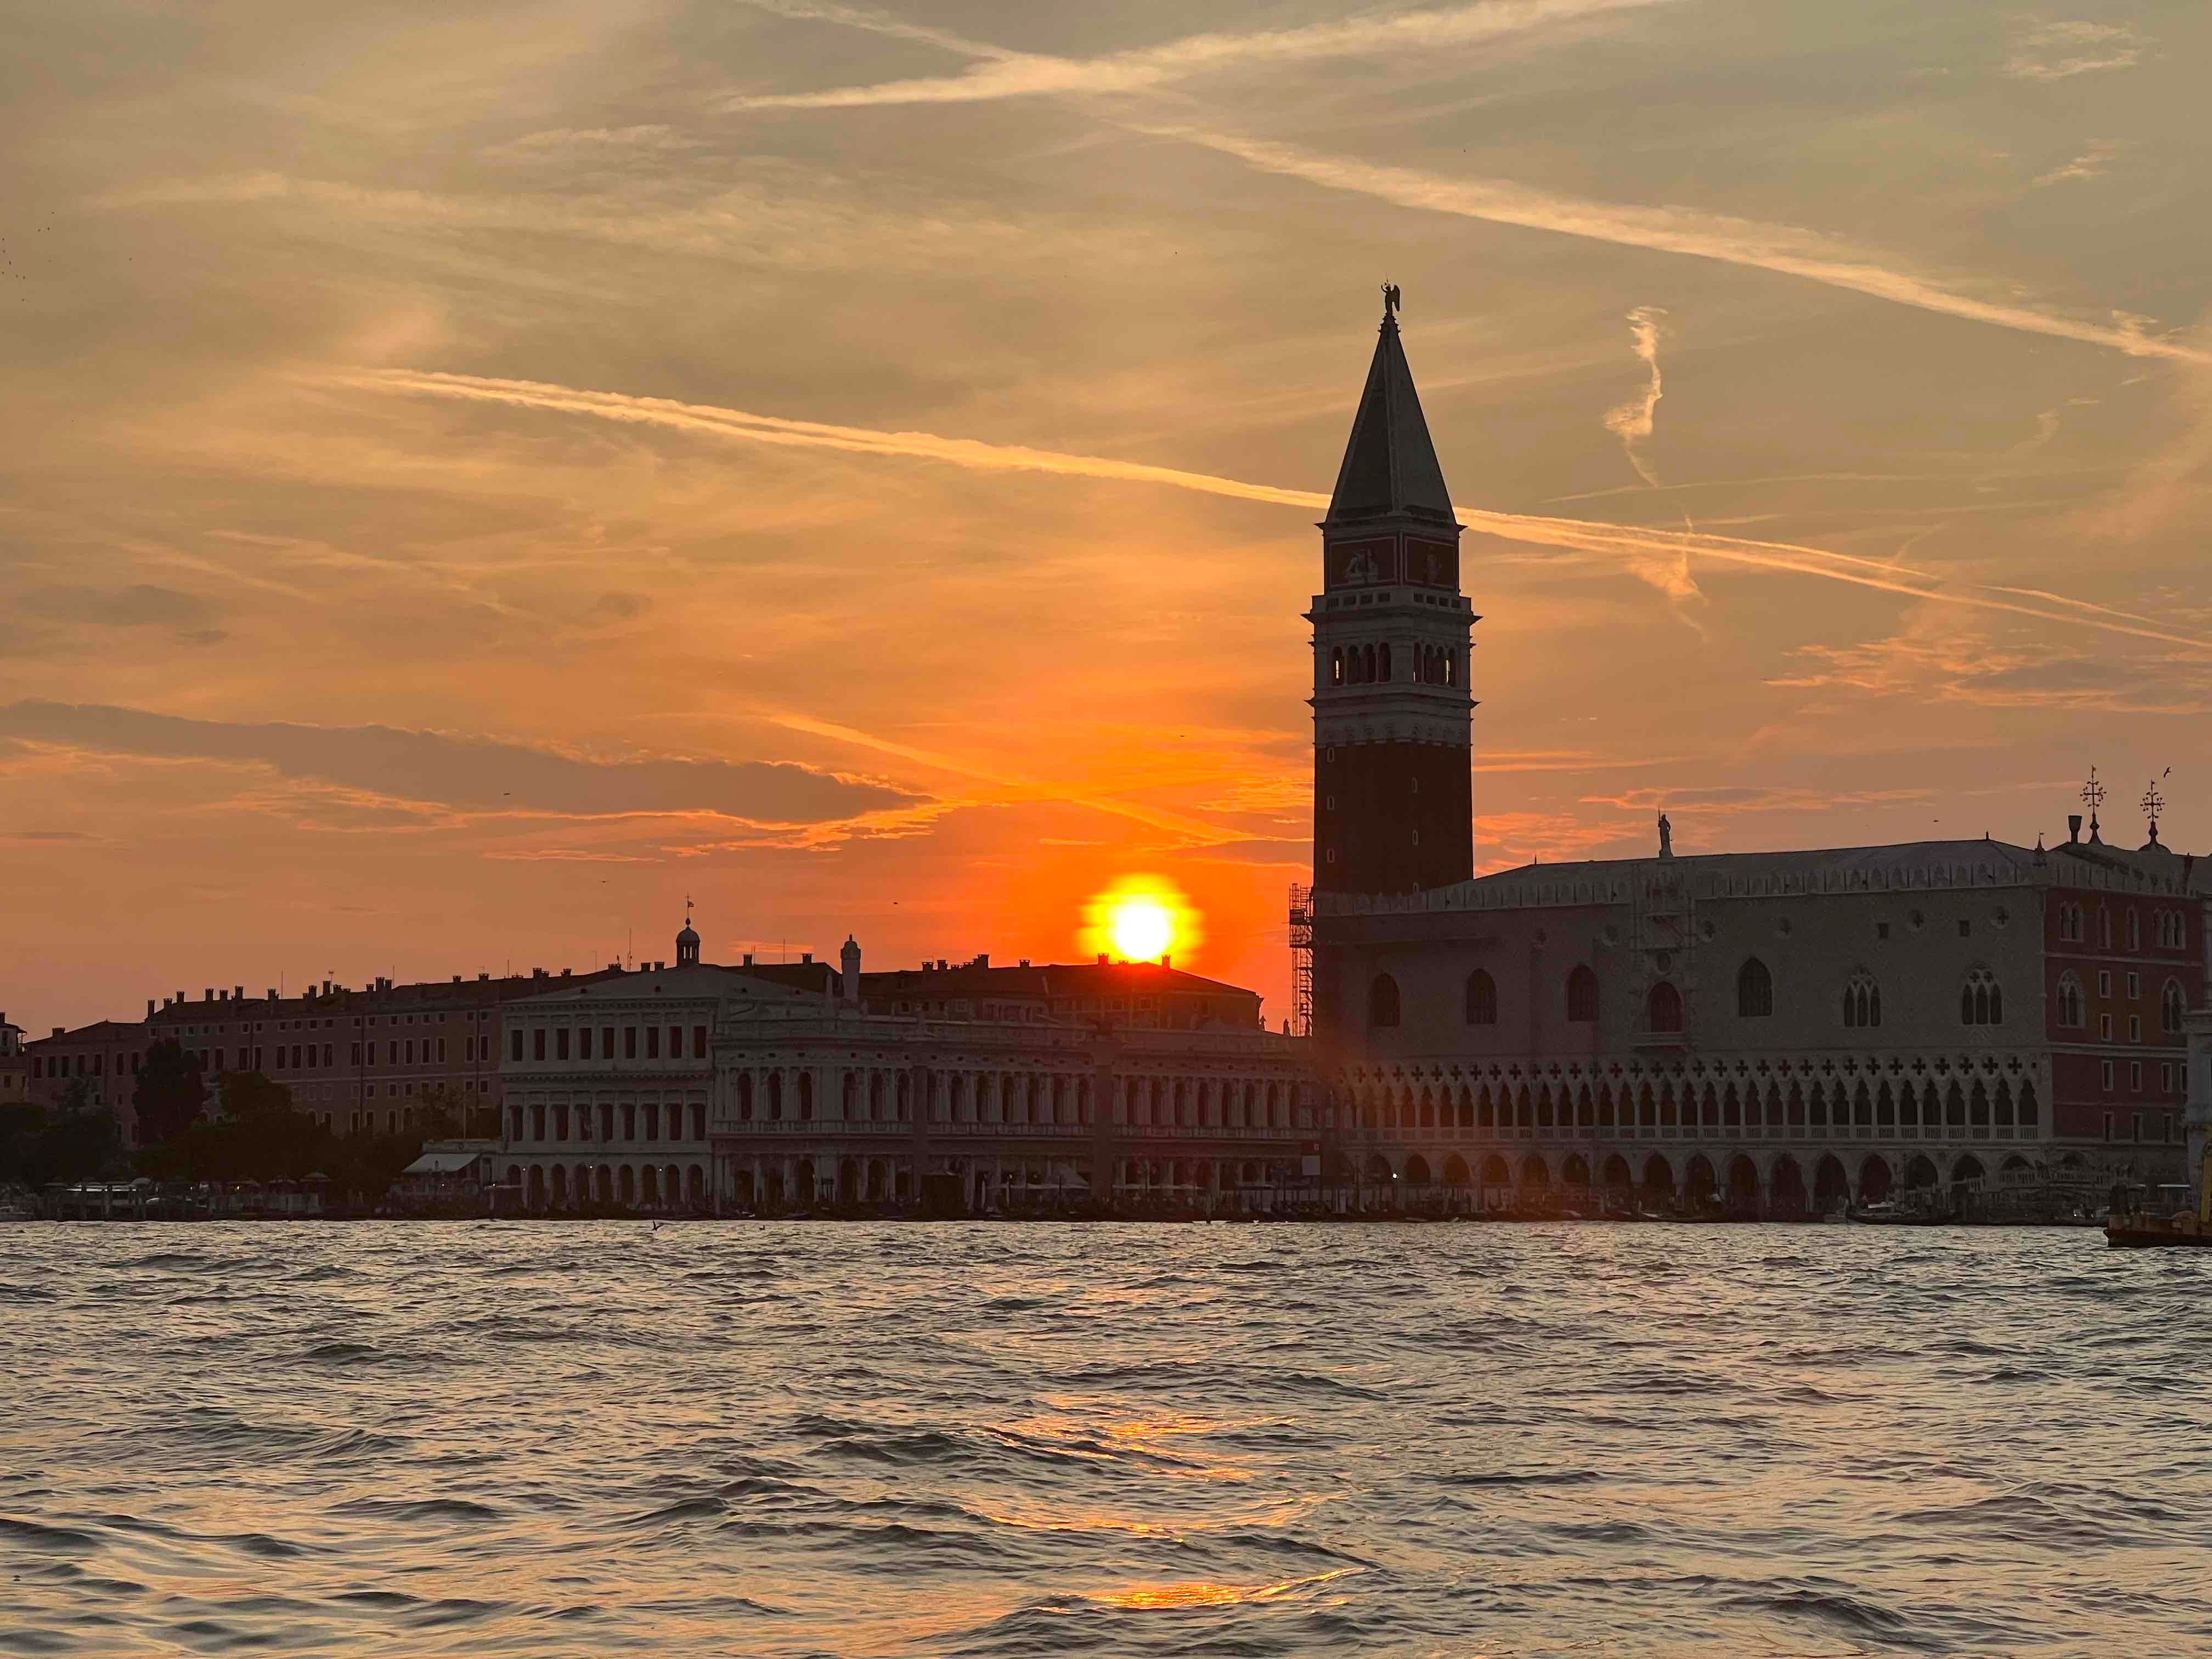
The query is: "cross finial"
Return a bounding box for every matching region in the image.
[2141,779,2164,831]
[2081,766,2105,815]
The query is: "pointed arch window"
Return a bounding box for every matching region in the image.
[2161,979,2186,1035]
[1565,964,1599,1023]
[1647,980,1683,1034]
[1961,968,2002,1028]
[1330,647,1345,687]
[1464,968,1497,1026]
[2057,973,2085,1029]
[1843,971,1881,1029]
[1736,957,1773,1018]
[1367,972,1401,1029]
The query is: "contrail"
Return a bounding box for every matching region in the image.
[325,368,2212,656]
[1149,129,2212,369]
[1603,306,1667,485]
[724,0,1674,110]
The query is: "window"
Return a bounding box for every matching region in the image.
[602,1026,613,1058]
[1960,969,2002,1027]
[1464,969,1497,1026]
[2100,1014,2113,1041]
[509,1030,522,1063]
[2126,973,2141,1000]
[2101,1061,2115,1092]
[2099,909,2113,948]
[1957,919,1971,938]
[1566,965,1599,1023]
[579,1028,592,1060]
[2128,1015,2141,1043]
[2162,981,2186,1034]
[1736,958,1773,1018]
[555,1028,569,1061]
[624,1026,637,1059]
[1367,973,1400,1029]
[693,1025,708,1058]
[2126,911,2141,950]
[2130,1062,2143,1092]
[2098,970,2112,998]
[668,1025,681,1059]
[531,1029,545,1062]
[1876,921,1891,941]
[2056,974,2085,1028]
[646,1026,661,1059]
[1647,981,1683,1034]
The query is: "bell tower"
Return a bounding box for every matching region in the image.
[1308,290,1476,894]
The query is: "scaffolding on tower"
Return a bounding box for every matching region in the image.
[1286,883,1314,1038]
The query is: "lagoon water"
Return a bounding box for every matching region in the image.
[1,1221,2207,1656]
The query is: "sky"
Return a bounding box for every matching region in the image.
[4,1,2209,1032]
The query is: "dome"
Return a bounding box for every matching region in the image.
[677,923,699,945]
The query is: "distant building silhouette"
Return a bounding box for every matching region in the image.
[1306,304,2205,1210]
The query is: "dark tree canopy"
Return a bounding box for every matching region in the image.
[133,1040,207,1145]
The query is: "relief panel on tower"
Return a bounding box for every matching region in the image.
[1327,538,1397,589]
[1406,538,1458,589]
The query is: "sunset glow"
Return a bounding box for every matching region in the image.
[1085,878,1195,965]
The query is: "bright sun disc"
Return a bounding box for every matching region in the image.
[1109,897,1176,963]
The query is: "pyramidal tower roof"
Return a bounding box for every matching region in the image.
[1326,300,1456,527]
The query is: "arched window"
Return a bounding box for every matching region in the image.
[2057,973,2084,1029]
[1961,968,2002,1027]
[1361,643,1376,683]
[2126,910,2141,950]
[2162,979,2187,1034]
[1647,981,1684,1034]
[1736,957,1773,1018]
[1565,964,1599,1023]
[1367,973,1401,1029]
[1330,647,1345,686]
[1842,971,1881,1029]
[1464,969,1497,1026]
[1378,642,1392,681]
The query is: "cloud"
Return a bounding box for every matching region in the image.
[2032,140,2123,188]
[1152,129,2212,369]
[2004,21,2145,82]
[16,583,222,633]
[725,0,1672,110]
[1602,306,1668,486]
[1584,783,1935,814]
[1768,619,2212,715]
[0,702,924,826]
[332,366,2212,658]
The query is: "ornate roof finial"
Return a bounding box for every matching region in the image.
[2142,775,2165,847]
[2081,766,2105,843]
[1381,281,1401,321]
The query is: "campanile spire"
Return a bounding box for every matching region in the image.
[1308,294,1476,896]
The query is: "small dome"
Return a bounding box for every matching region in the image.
[677,923,699,944]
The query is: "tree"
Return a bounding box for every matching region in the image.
[134,1040,207,1145]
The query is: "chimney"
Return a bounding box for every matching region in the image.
[265,988,276,1001]
[52,1026,64,1039]
[234,985,243,1001]
[1161,953,1171,968]
[322,980,330,994]
[146,1000,155,1018]
[974,954,988,969]
[840,935,862,1004]
[1097,953,1108,966]
[743,952,754,967]
[204,988,214,1001]
[937,958,947,971]
[801,951,812,964]
[2068,814,2082,844]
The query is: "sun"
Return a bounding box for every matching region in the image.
[1109,895,1176,963]
[1082,875,1197,964]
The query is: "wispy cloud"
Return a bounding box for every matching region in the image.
[2032,139,2123,188]
[1602,305,1668,486]
[2004,21,2145,82]
[1152,129,2212,369]
[330,366,2212,657]
[725,0,1671,110]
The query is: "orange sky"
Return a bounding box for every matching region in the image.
[5,2,2210,1031]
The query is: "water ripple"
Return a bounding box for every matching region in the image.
[0,1220,2204,1655]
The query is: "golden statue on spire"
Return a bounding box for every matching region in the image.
[1381,281,1401,318]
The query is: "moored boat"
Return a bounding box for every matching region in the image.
[2103,1163,2212,1250]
